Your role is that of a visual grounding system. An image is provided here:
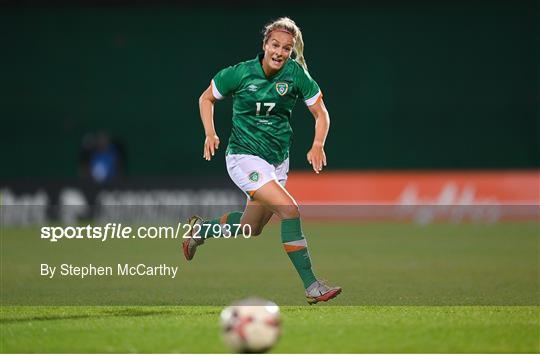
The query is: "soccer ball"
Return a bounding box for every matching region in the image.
[220,298,281,353]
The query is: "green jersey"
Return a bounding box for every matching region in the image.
[212,54,322,165]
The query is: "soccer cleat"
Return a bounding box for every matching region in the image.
[182,215,204,261]
[305,280,342,305]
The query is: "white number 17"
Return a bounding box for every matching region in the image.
[256,102,275,116]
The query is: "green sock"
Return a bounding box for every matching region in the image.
[281,217,317,289]
[201,211,242,238]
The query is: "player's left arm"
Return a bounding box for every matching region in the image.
[306,99,330,174]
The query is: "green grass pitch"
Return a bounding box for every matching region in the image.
[2,306,538,353]
[1,221,539,353]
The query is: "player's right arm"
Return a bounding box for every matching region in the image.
[200,64,242,160]
[199,85,219,161]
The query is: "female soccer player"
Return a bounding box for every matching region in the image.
[183,17,342,304]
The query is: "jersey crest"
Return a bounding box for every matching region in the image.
[249,171,260,182]
[276,82,289,96]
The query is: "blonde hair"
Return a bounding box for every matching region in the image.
[263,17,307,70]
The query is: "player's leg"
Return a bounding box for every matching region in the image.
[183,199,274,261]
[193,199,273,239]
[240,199,274,236]
[252,180,342,304]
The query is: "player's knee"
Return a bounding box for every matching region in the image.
[276,204,300,220]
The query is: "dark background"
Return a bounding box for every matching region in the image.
[1,0,538,179]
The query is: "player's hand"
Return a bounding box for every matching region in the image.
[306,143,327,174]
[203,134,220,161]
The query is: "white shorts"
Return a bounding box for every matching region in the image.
[226,154,289,199]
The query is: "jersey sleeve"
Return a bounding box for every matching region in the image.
[211,64,242,100]
[297,67,323,106]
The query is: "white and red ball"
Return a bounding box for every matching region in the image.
[220,298,281,353]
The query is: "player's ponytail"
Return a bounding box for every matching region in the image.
[293,29,307,70]
[263,17,308,70]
